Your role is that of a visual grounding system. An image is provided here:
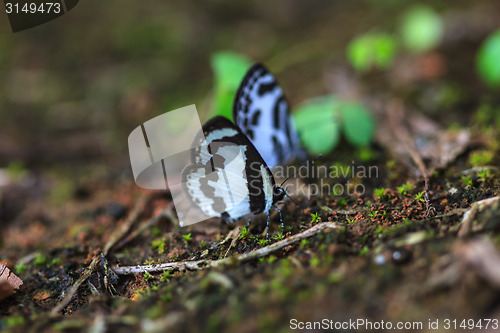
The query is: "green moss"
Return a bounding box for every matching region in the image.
[461,175,473,187]
[259,239,271,246]
[239,226,250,239]
[311,212,321,223]
[469,150,494,167]
[160,271,173,283]
[151,226,161,237]
[151,237,166,255]
[397,181,415,195]
[374,188,387,200]
[182,233,192,243]
[337,199,348,207]
[359,246,370,256]
[2,315,24,327]
[310,257,320,268]
[273,232,285,241]
[277,259,293,278]
[143,271,152,282]
[403,218,413,227]
[328,271,343,284]
[34,253,47,266]
[478,168,492,183]
[415,191,425,202]
[267,255,277,264]
[15,262,27,274]
[300,239,309,248]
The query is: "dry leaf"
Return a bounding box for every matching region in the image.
[377,100,470,176]
[0,264,23,300]
[455,238,500,288]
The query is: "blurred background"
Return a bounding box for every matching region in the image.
[0,0,499,236]
[1,1,500,330]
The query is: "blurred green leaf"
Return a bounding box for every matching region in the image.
[293,96,341,154]
[400,5,443,53]
[294,96,375,154]
[373,34,398,68]
[347,32,397,72]
[340,102,375,146]
[477,29,500,87]
[210,52,252,120]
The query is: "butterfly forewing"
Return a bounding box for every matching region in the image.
[182,116,275,221]
[233,63,304,169]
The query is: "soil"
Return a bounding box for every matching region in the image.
[0,1,499,332]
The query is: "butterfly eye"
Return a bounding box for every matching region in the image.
[273,186,286,200]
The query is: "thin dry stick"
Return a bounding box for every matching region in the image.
[388,100,432,216]
[458,196,500,238]
[112,222,340,275]
[114,203,177,251]
[51,193,151,315]
[50,255,100,316]
[103,193,150,255]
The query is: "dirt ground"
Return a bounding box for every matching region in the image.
[1,1,500,332]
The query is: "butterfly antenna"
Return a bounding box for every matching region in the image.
[280,176,293,187]
[285,194,298,206]
[311,154,322,164]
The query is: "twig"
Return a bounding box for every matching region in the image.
[50,255,101,316]
[112,222,340,275]
[103,193,150,255]
[458,196,500,238]
[388,100,433,216]
[114,203,177,251]
[50,193,153,315]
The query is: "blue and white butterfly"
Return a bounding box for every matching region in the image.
[182,63,304,230]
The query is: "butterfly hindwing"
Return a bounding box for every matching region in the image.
[233,63,304,169]
[182,116,275,221]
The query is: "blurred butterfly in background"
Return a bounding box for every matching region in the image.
[182,63,305,233]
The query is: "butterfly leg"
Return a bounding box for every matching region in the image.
[265,213,270,239]
[247,213,255,228]
[273,205,284,229]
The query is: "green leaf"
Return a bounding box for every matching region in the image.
[210,52,252,120]
[293,95,341,154]
[477,29,500,87]
[340,102,375,146]
[373,33,398,69]
[400,5,443,53]
[347,34,373,73]
[347,32,397,72]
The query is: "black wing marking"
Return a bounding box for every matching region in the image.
[182,116,275,220]
[233,63,304,169]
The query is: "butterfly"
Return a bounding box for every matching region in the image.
[181,63,304,231]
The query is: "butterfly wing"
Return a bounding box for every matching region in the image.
[182,116,275,221]
[233,63,304,169]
